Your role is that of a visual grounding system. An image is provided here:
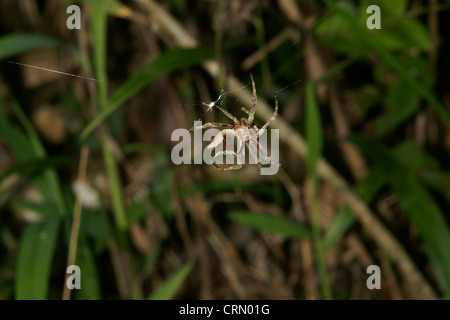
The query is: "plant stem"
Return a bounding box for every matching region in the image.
[92,7,127,230]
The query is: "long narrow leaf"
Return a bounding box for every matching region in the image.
[148,261,194,300]
[354,166,387,202]
[81,47,215,139]
[392,175,450,294]
[351,136,450,294]
[91,6,128,230]
[0,91,66,216]
[11,100,67,216]
[73,236,101,300]
[228,211,311,239]
[324,205,356,251]
[0,33,61,61]
[10,201,60,220]
[0,157,75,184]
[15,220,60,299]
[305,81,331,299]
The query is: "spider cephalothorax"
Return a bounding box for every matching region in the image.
[191,74,280,171]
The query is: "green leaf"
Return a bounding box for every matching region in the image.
[11,100,67,216]
[305,81,331,299]
[375,18,430,51]
[420,169,450,206]
[126,201,149,226]
[148,261,194,300]
[10,200,60,219]
[15,219,60,299]
[142,245,162,276]
[81,47,215,139]
[0,96,54,206]
[315,2,367,56]
[73,237,101,300]
[316,57,357,84]
[228,211,311,239]
[324,205,356,251]
[0,97,39,162]
[376,81,421,136]
[91,6,128,230]
[323,0,450,123]
[391,175,450,294]
[0,157,75,184]
[360,0,429,51]
[149,153,174,219]
[0,93,67,216]
[354,166,387,203]
[0,33,61,61]
[392,141,439,171]
[360,0,407,18]
[80,210,111,241]
[316,0,425,55]
[351,136,450,293]
[150,167,173,219]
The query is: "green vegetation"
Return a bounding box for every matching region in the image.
[0,0,449,300]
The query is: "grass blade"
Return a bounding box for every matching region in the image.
[376,81,421,136]
[81,47,215,139]
[11,100,67,216]
[305,81,332,299]
[73,237,101,300]
[228,211,311,239]
[0,157,75,184]
[15,219,60,299]
[323,205,356,252]
[392,175,450,295]
[91,6,127,230]
[10,201,60,219]
[0,92,67,216]
[351,136,450,294]
[149,153,174,219]
[0,33,61,61]
[148,261,194,300]
[354,166,387,203]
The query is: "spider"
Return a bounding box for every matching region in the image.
[190,74,280,171]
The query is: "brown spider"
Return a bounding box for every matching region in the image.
[190,74,280,171]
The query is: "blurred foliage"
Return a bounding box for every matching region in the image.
[0,0,449,300]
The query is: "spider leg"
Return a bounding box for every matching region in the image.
[213,150,238,157]
[212,150,243,171]
[212,150,239,164]
[189,122,232,132]
[247,73,257,124]
[211,134,246,164]
[258,93,278,136]
[248,136,281,169]
[214,104,240,125]
[213,163,243,171]
[241,107,250,115]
